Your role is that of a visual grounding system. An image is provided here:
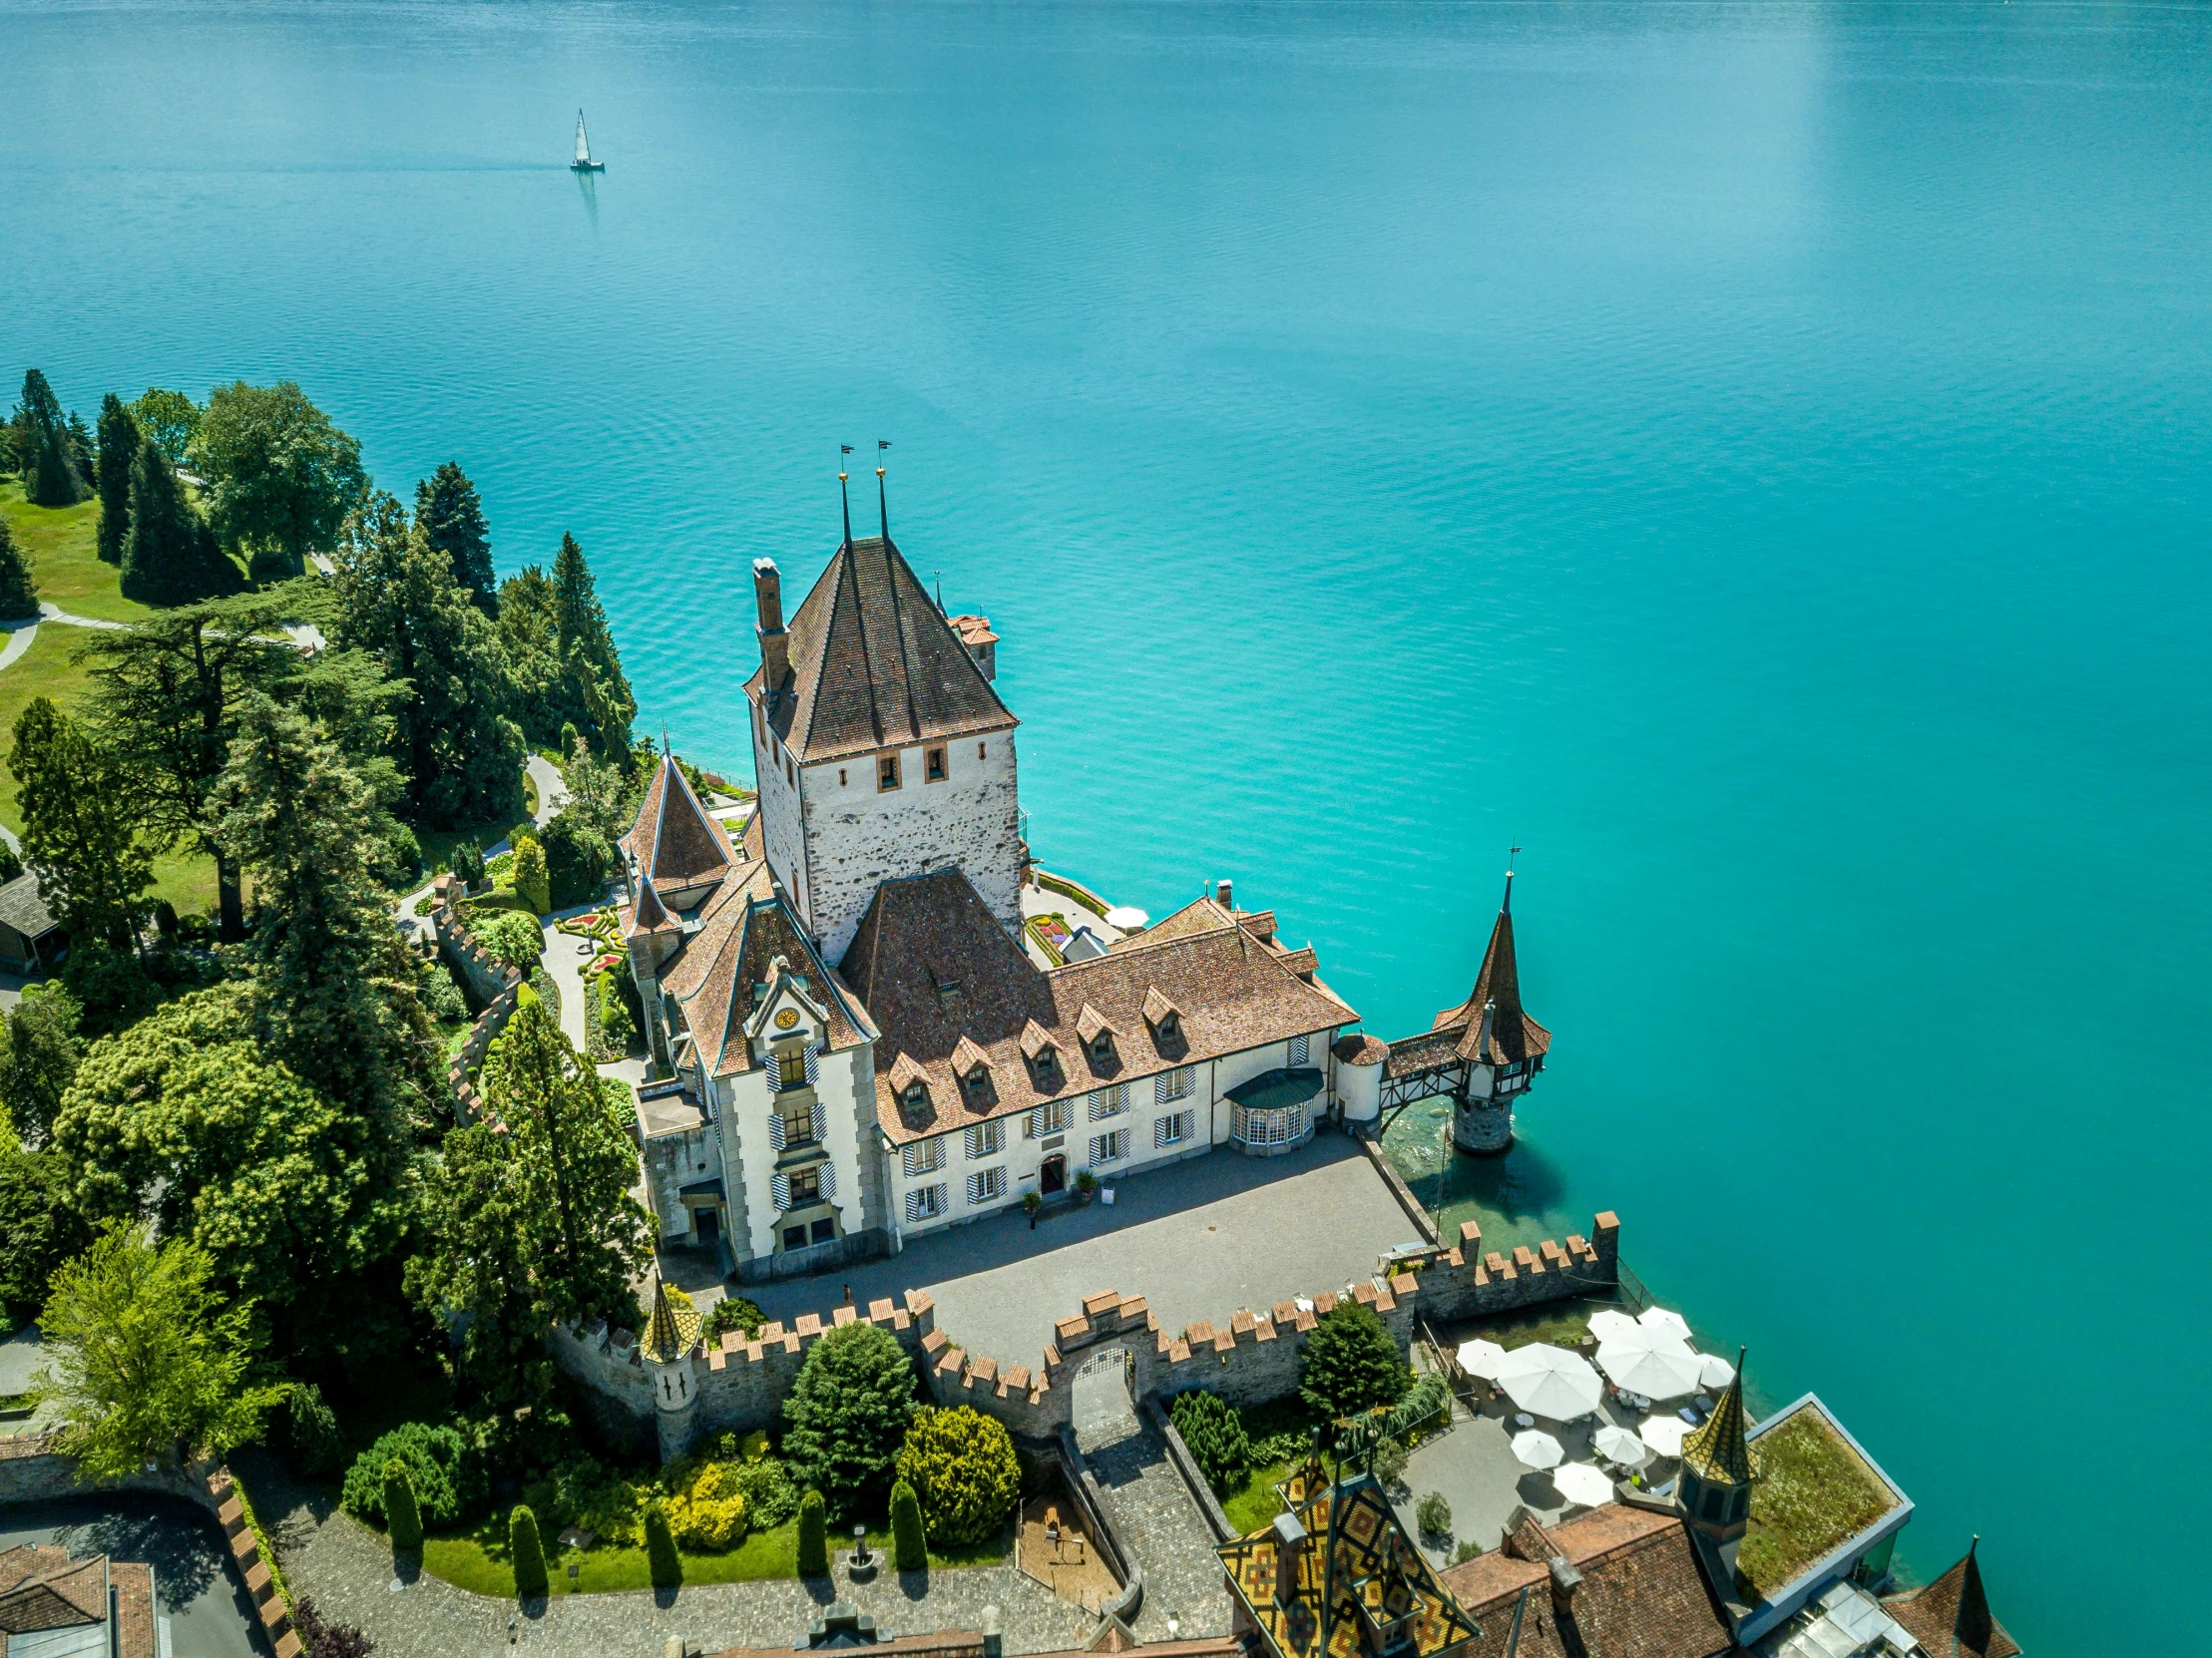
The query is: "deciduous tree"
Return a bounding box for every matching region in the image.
[29,1221,284,1476]
[1297,1300,1411,1422]
[0,1139,92,1317]
[95,394,138,564]
[0,984,82,1145]
[191,380,365,575]
[893,1405,1020,1545]
[130,389,201,466]
[414,462,494,606]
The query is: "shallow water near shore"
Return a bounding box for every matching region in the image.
[6,2,2211,1649]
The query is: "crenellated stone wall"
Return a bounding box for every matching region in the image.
[558,1211,1624,1459]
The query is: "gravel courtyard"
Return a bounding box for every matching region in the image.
[747,1132,1425,1367]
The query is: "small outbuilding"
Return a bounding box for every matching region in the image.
[0,873,61,974]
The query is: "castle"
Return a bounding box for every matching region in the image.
[617,472,1544,1284]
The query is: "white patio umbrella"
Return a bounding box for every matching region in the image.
[1455,1338,1509,1381]
[1552,1463,1616,1507]
[1639,1415,1691,1456]
[1593,1425,1651,1466]
[1594,1338,1706,1402]
[1586,1309,1639,1342]
[1511,1429,1564,1469]
[1698,1353,1737,1390]
[1493,1343,1604,1421]
[1638,1307,1693,1341]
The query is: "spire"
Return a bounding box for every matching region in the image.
[1954,1536,1996,1657]
[839,469,852,549]
[639,1276,701,1364]
[877,465,890,544]
[1679,1348,1754,1487]
[1502,844,1519,915]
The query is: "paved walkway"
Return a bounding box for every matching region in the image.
[1072,1386,1226,1640]
[244,1454,1095,1658]
[749,1135,1419,1369]
[527,752,570,828]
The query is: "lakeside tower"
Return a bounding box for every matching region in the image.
[1435,864,1549,1155]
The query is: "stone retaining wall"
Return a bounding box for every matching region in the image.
[430,878,525,1123]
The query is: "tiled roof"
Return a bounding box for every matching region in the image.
[1218,1470,1481,1658]
[639,1278,701,1365]
[655,862,870,1076]
[626,875,678,937]
[1885,1542,2019,1658]
[840,871,1356,1144]
[1680,1361,1755,1487]
[746,535,1016,764]
[0,1546,106,1632]
[1334,1034,1389,1066]
[1438,1504,1737,1658]
[622,755,736,894]
[1431,875,1549,1066]
[0,873,57,943]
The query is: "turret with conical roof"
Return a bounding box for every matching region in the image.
[1435,857,1551,1155]
[1678,1348,1756,1541]
[639,1277,705,1460]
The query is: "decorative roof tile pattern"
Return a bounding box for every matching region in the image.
[1884,1542,2019,1658]
[1218,1471,1481,1658]
[1680,1362,1756,1488]
[639,1278,701,1365]
[747,535,1017,763]
[840,873,1356,1144]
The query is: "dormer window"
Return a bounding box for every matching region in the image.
[1141,987,1184,1047]
[904,1082,929,1111]
[879,753,902,791]
[951,1035,995,1108]
[1076,1004,1117,1066]
[964,1070,990,1103]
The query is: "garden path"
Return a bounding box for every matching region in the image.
[1072,1408,1228,1641]
[243,1453,1098,1658]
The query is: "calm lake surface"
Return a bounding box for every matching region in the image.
[7,1,2210,1647]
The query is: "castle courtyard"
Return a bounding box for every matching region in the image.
[740,1133,1426,1371]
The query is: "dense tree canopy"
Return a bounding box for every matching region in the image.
[0,515,38,622]
[0,1138,92,1317]
[31,1222,285,1475]
[10,697,154,949]
[1297,1300,1411,1421]
[190,380,366,574]
[95,394,139,566]
[496,537,635,762]
[414,461,494,605]
[333,492,525,828]
[782,1320,918,1513]
[1,984,83,1145]
[130,388,201,466]
[122,438,233,605]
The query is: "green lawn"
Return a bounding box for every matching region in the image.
[417,1514,1007,1597]
[0,479,246,625]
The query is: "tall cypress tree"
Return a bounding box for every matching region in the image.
[552,535,636,758]
[95,396,139,565]
[122,439,228,605]
[413,462,494,607]
[13,371,84,508]
[0,517,38,622]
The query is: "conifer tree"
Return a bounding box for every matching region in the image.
[95,394,139,565]
[794,1490,828,1578]
[9,698,152,949]
[509,1504,549,1599]
[0,516,38,622]
[552,535,637,757]
[890,1479,927,1573]
[384,1459,424,1553]
[12,370,85,507]
[122,438,230,604]
[414,461,494,606]
[645,1498,682,1587]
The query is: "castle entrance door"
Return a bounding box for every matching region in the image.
[1041,1154,1067,1195]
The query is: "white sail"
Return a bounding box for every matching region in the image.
[575,111,591,164]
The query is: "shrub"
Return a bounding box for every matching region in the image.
[340,1422,488,1528]
[509,1504,549,1599]
[728,1453,799,1528]
[1415,1490,1452,1539]
[890,1478,927,1572]
[419,962,468,1023]
[281,1382,346,1479]
[595,975,638,1051]
[644,1499,681,1587]
[1074,1168,1097,1195]
[293,1596,376,1657]
[1453,1538,1485,1564]
[783,1321,917,1512]
[474,909,544,973]
[450,840,486,888]
[894,1405,1020,1546]
[795,1489,829,1577]
[664,1461,748,1551]
[1169,1391,1251,1491]
[543,815,615,910]
[512,834,551,914]
[1299,1302,1411,1421]
[384,1461,423,1553]
[1370,1435,1409,1488]
[702,1297,766,1345]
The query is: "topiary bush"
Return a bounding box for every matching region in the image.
[783,1321,918,1512]
[1415,1490,1452,1540]
[890,1478,927,1572]
[340,1422,489,1529]
[1298,1301,1412,1421]
[512,834,551,915]
[795,1489,829,1578]
[1169,1391,1251,1492]
[893,1405,1020,1546]
[384,1460,423,1553]
[644,1498,681,1587]
[509,1504,549,1599]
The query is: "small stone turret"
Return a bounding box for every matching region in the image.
[640,1277,704,1460]
[1441,861,1550,1156]
[1677,1349,1755,1541]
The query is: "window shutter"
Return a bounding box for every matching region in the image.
[819,1161,837,1201]
[771,1171,790,1210]
[765,1060,781,1093]
[905,1189,923,1223]
[1153,1072,1169,1105]
[1289,1035,1309,1066]
[769,1112,787,1152]
[804,1044,819,1084]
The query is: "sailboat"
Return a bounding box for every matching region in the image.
[572,109,605,173]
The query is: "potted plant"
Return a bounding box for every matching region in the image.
[1022,1189,1044,1229]
[1074,1169,1098,1203]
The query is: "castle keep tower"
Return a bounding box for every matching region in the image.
[744,471,1023,964]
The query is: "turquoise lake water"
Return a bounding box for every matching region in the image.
[7,1,2211,1646]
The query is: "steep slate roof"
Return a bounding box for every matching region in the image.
[1438,1505,1737,1658]
[841,873,1356,1144]
[0,874,57,943]
[655,859,871,1077]
[622,754,736,894]
[747,534,1016,763]
[1679,1359,1756,1488]
[1432,872,1549,1066]
[1885,1542,2020,1658]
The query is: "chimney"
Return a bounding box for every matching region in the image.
[1216,879,1233,910]
[753,559,789,683]
[1547,1555,1581,1612]
[981,1604,1003,1658]
[1271,1509,1308,1607]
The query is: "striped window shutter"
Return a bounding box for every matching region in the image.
[771,1171,790,1210]
[906,1188,924,1223]
[819,1161,837,1201]
[804,1044,819,1084]
[768,1112,787,1152]
[1153,1072,1169,1105]
[765,1060,782,1093]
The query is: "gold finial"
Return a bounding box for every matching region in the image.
[838,471,848,483]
